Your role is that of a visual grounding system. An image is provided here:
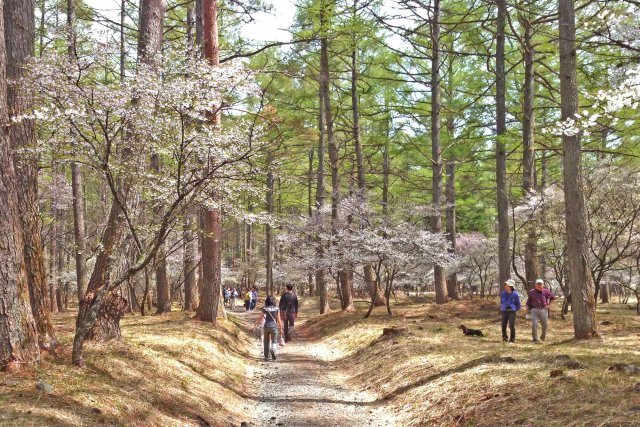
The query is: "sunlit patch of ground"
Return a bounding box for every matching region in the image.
[0,307,252,427]
[300,295,640,426]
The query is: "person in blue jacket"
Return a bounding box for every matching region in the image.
[500,279,521,343]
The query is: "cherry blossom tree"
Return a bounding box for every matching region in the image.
[21,50,265,366]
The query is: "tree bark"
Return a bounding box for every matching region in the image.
[316,77,329,313]
[266,151,274,296]
[195,209,221,322]
[5,0,57,351]
[0,0,40,368]
[522,13,539,290]
[350,10,383,307]
[431,0,448,304]
[195,0,203,56]
[195,0,222,323]
[558,0,598,339]
[496,0,510,285]
[153,156,170,314]
[600,282,609,304]
[67,0,88,305]
[321,0,350,311]
[183,213,197,311]
[445,161,458,299]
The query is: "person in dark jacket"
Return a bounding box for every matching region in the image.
[278,284,299,342]
[500,279,521,343]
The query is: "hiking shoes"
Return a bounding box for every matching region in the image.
[270,349,276,361]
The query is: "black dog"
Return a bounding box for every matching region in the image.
[459,325,484,337]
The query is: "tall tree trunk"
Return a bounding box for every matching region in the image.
[55,195,65,312]
[558,0,598,339]
[195,0,222,323]
[67,0,87,305]
[351,12,382,307]
[431,0,448,304]
[5,0,57,350]
[321,0,350,311]
[153,155,170,314]
[195,0,203,56]
[316,79,329,312]
[245,198,253,286]
[445,161,458,299]
[307,147,315,296]
[266,151,274,296]
[382,140,389,218]
[0,0,40,368]
[183,214,196,311]
[522,13,539,290]
[142,0,169,315]
[496,0,510,285]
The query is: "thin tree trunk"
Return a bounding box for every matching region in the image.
[5,0,57,351]
[350,11,382,307]
[496,0,510,285]
[431,0,448,304]
[153,154,170,314]
[67,0,87,305]
[266,151,274,296]
[558,0,598,339]
[522,13,539,290]
[316,78,329,312]
[445,161,458,299]
[120,0,125,78]
[321,0,350,311]
[183,214,196,311]
[195,0,203,56]
[383,140,389,218]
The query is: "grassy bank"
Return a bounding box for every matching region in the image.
[0,309,253,427]
[304,297,640,426]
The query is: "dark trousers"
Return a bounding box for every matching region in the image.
[283,311,296,342]
[501,310,516,342]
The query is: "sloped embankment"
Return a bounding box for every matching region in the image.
[303,299,640,426]
[0,309,255,426]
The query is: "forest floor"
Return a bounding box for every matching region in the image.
[1,295,639,426]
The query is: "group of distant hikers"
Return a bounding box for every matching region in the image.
[252,284,299,361]
[500,278,556,343]
[244,278,553,361]
[222,286,261,311]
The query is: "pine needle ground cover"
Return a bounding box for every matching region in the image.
[0,310,252,426]
[303,298,640,426]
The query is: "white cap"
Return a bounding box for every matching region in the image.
[505,279,515,288]
[535,278,544,285]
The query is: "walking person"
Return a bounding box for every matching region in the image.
[230,287,238,310]
[500,279,521,343]
[279,284,299,342]
[253,296,283,361]
[245,288,251,311]
[250,287,258,311]
[525,278,556,343]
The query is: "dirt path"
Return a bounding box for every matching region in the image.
[234,309,395,427]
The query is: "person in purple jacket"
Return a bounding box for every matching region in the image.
[525,278,556,343]
[500,279,521,343]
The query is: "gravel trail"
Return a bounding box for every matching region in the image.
[238,312,395,427]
